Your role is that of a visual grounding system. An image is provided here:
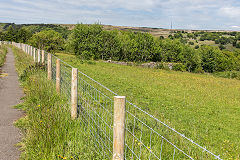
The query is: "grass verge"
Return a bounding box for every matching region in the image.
[12,47,106,159]
[0,45,7,67]
[56,52,240,159]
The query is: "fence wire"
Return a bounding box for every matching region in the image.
[51,55,57,82]
[76,69,116,159]
[59,59,72,100]
[12,42,223,160]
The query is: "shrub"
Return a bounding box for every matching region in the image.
[236,42,240,48]
[219,44,226,50]
[188,41,194,45]
[213,71,240,80]
[29,30,64,53]
[172,63,186,71]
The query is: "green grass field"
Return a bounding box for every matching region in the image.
[55,52,240,159]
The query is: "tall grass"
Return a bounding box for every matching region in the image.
[0,45,7,67]
[12,47,106,159]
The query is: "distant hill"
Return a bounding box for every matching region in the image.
[1,22,240,38]
[0,23,70,38]
[60,24,240,38]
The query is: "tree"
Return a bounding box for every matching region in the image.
[159,36,164,40]
[188,41,194,45]
[195,45,199,49]
[66,23,103,59]
[198,45,234,72]
[236,42,240,48]
[29,30,64,53]
[16,28,32,43]
[0,32,4,41]
[98,30,121,60]
[5,25,16,41]
[219,44,226,50]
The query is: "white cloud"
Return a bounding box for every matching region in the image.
[231,26,240,29]
[1,0,240,30]
[219,6,240,18]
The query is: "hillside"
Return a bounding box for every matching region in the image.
[55,52,240,159]
[2,22,240,38]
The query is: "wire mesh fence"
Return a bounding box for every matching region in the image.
[124,101,223,160]
[59,59,72,100]
[12,42,223,160]
[52,55,57,82]
[77,69,116,158]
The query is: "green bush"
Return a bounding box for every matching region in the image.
[188,41,194,45]
[236,42,240,48]
[195,45,199,49]
[172,63,186,71]
[219,44,226,50]
[29,30,64,53]
[213,71,240,80]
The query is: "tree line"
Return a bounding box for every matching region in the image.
[1,23,240,73]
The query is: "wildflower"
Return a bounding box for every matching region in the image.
[38,105,40,107]
[63,157,67,160]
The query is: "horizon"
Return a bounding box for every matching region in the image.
[1,0,240,31]
[1,22,240,32]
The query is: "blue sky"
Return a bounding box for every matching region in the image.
[0,0,240,30]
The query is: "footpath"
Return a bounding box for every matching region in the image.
[0,48,23,160]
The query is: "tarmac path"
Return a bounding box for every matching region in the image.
[0,48,23,160]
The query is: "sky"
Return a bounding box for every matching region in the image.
[0,0,240,30]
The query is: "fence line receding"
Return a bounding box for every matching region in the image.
[5,41,222,160]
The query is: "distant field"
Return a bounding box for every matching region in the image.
[56,52,240,159]
[60,23,239,37]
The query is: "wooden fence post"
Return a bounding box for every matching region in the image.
[33,48,36,62]
[38,49,41,63]
[32,47,34,57]
[113,96,126,160]
[48,53,52,80]
[56,59,61,93]
[71,68,78,119]
[42,50,45,64]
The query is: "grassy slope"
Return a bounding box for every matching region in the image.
[56,52,240,159]
[12,47,104,160]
